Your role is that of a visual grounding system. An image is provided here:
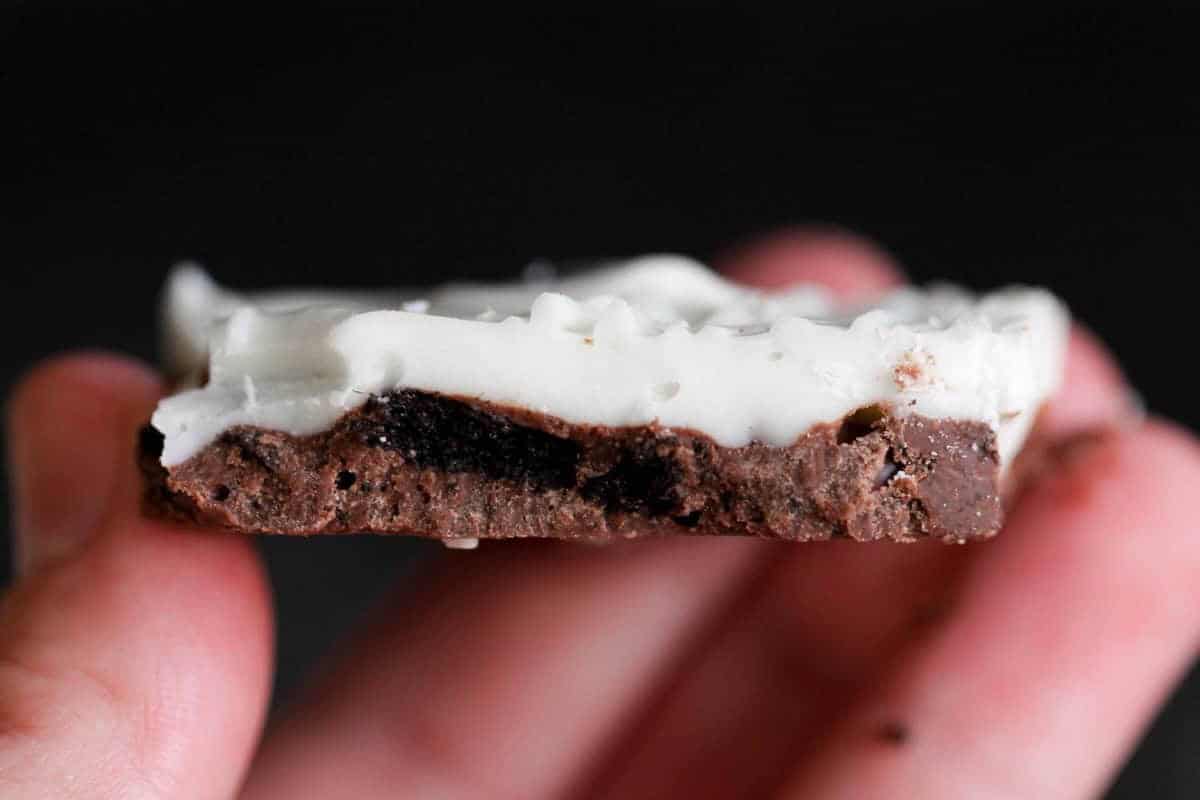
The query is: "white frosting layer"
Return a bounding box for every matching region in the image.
[153,256,1070,469]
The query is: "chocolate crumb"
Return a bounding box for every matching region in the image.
[893,350,935,390]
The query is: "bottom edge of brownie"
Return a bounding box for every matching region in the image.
[140,390,1003,543]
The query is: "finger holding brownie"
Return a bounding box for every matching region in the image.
[3,229,1196,800]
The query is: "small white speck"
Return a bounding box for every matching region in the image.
[402,299,431,313]
[443,537,479,550]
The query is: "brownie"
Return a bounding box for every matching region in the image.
[141,389,1002,543]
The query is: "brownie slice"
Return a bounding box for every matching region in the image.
[142,390,1001,543]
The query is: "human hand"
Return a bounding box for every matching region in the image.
[3,231,1197,799]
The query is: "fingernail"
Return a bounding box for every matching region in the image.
[6,354,158,575]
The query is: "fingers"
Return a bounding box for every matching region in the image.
[1036,326,1140,442]
[715,226,905,295]
[241,227,904,800]
[1008,327,1137,500]
[778,421,1200,799]
[7,353,161,574]
[589,541,969,799]
[1,353,273,800]
[243,539,763,799]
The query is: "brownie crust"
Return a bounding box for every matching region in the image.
[141,390,1002,542]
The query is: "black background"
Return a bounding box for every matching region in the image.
[3,7,1198,797]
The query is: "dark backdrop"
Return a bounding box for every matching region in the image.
[3,7,1198,797]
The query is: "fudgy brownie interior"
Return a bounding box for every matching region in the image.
[142,390,1001,542]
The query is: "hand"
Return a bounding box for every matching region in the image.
[3,231,1197,800]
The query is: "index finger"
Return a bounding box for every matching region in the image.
[1,353,273,800]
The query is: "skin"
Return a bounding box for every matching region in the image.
[2,229,1197,799]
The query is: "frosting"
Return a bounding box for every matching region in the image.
[153,256,1070,469]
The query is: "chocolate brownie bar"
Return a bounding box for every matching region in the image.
[143,256,1069,544]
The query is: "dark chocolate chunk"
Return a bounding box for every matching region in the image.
[359,390,580,490]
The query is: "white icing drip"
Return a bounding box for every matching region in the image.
[153,256,1070,470]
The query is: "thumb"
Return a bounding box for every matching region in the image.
[2,353,273,800]
[7,352,156,575]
